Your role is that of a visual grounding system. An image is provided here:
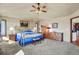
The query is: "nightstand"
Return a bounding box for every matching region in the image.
[9,34,16,41]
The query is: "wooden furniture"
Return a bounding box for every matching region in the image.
[74,36,79,46]
[41,25,63,41]
[9,34,16,41]
[48,32,58,40]
[44,32,63,41]
[41,25,50,38]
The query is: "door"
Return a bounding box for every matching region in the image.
[70,16,79,44]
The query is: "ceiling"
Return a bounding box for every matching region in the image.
[0,3,79,18]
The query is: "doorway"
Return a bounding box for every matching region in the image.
[70,16,79,44]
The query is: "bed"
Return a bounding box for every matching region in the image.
[16,30,43,46]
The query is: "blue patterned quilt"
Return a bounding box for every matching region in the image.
[16,31,43,46]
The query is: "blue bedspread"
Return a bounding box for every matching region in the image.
[16,33,43,46]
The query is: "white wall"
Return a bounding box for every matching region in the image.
[6,19,20,35]
[0,12,73,42]
[1,8,79,42]
[0,3,79,42]
[39,9,79,42]
[39,16,71,42]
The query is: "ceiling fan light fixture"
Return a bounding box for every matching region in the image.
[31,3,47,14]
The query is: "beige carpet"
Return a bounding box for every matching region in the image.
[0,39,79,55]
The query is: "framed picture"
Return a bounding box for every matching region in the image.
[20,20,29,27]
[52,23,58,28]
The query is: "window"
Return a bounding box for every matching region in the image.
[0,19,6,36]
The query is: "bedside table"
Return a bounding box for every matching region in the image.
[9,34,16,41]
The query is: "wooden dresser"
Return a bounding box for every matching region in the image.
[43,32,63,41]
[9,34,16,41]
[75,36,79,46]
[41,25,50,38]
[41,25,63,41]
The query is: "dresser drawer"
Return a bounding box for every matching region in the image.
[9,34,16,41]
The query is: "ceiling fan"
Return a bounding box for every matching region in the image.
[30,3,47,14]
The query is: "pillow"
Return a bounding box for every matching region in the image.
[23,30,33,32]
[22,30,34,34]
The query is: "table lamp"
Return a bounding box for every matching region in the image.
[9,27,15,34]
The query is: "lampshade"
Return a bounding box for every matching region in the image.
[9,27,14,31]
[9,27,15,34]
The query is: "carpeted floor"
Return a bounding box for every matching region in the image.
[0,41,21,55]
[0,39,79,55]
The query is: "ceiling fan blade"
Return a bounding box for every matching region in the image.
[42,6,46,8]
[41,10,47,12]
[30,10,36,12]
[32,5,36,8]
